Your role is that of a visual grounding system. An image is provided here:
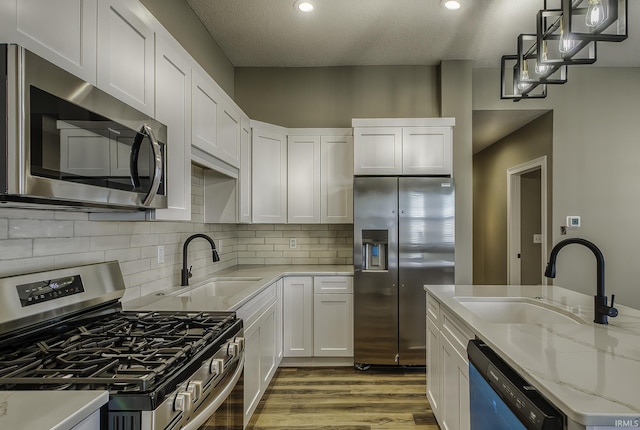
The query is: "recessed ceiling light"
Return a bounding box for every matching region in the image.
[294,1,314,12]
[441,0,461,10]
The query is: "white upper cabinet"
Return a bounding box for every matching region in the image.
[321,135,353,223]
[97,0,155,116]
[152,37,191,221]
[239,114,252,223]
[191,69,219,159]
[251,122,287,224]
[287,135,321,223]
[353,127,403,175]
[402,127,452,176]
[217,102,241,167]
[2,0,98,84]
[353,118,455,176]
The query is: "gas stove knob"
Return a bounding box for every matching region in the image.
[209,358,225,376]
[227,341,238,356]
[173,391,192,413]
[233,336,245,352]
[183,380,203,402]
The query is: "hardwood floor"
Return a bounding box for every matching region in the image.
[246,367,441,430]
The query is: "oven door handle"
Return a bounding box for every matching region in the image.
[130,124,163,207]
[181,353,245,430]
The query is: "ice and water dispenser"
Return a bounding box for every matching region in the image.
[362,230,388,271]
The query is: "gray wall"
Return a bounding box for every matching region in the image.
[234,66,440,127]
[441,61,474,285]
[139,0,235,96]
[473,112,553,285]
[473,67,640,309]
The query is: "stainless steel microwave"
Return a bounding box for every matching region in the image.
[0,44,167,211]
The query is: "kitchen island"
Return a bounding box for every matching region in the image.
[426,284,640,429]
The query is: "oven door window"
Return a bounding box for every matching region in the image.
[29,86,165,196]
[469,362,526,430]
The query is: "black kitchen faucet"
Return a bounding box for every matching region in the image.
[181,233,220,286]
[544,238,618,324]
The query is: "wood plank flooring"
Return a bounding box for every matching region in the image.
[246,367,441,430]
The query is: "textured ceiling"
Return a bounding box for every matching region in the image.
[186,0,639,150]
[186,0,640,68]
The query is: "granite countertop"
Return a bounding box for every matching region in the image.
[124,265,353,312]
[425,284,640,427]
[0,391,108,429]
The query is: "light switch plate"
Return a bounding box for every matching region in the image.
[289,238,297,249]
[533,234,543,244]
[157,245,165,264]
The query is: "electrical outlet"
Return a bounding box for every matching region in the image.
[157,245,165,264]
[289,238,297,249]
[218,240,223,253]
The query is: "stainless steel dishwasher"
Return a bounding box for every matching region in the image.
[467,339,565,430]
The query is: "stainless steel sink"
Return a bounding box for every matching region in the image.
[453,297,585,324]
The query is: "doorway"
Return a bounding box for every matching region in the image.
[507,156,547,285]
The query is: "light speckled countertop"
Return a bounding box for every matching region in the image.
[0,391,108,429]
[123,265,353,312]
[426,284,640,427]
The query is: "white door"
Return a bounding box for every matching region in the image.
[507,156,548,285]
[313,293,353,356]
[252,129,287,224]
[191,70,220,157]
[283,277,313,357]
[288,136,321,223]
[353,127,402,175]
[217,103,241,167]
[10,0,97,83]
[153,38,192,221]
[97,0,154,115]
[402,127,452,175]
[321,136,353,223]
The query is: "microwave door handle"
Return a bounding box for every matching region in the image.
[130,124,163,207]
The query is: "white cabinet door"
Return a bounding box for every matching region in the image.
[217,102,241,167]
[252,129,287,224]
[426,315,442,421]
[287,136,321,223]
[283,277,313,357]
[153,38,191,221]
[403,127,452,176]
[243,319,261,426]
[97,0,154,116]
[353,127,402,175]
[275,279,284,362]
[313,293,353,357]
[239,115,252,223]
[260,302,278,388]
[321,136,353,223]
[191,69,219,158]
[8,0,97,83]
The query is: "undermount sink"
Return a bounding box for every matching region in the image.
[453,297,585,324]
[176,277,262,298]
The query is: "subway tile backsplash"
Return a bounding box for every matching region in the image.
[0,166,354,302]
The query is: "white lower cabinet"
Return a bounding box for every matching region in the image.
[313,277,353,357]
[426,293,473,430]
[284,276,354,359]
[236,282,282,427]
[283,277,314,357]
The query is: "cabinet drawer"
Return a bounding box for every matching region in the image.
[441,308,474,359]
[313,276,353,293]
[426,293,440,326]
[236,283,277,329]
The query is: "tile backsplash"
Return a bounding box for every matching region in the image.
[0,166,354,301]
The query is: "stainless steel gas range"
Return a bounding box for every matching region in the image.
[0,261,244,430]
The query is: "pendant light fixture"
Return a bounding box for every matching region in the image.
[500,0,627,101]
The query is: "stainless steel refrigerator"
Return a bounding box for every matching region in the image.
[353,177,455,367]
